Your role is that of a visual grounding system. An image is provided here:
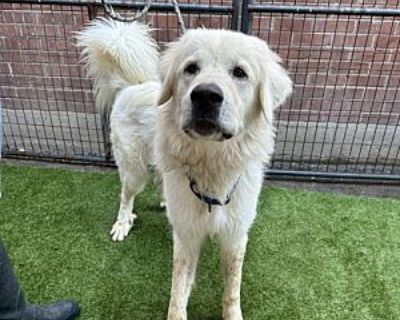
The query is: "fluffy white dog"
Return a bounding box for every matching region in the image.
[78,19,292,320]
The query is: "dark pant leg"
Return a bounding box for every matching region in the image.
[0,237,26,319]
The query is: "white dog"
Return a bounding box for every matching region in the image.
[78,19,292,320]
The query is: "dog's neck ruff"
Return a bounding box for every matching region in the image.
[187,173,240,213]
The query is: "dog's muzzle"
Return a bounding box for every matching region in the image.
[184,83,233,141]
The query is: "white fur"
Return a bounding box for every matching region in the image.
[77,19,161,241]
[76,18,159,112]
[78,19,292,319]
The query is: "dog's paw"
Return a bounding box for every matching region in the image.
[167,304,187,320]
[110,213,137,242]
[223,305,243,320]
[167,310,186,320]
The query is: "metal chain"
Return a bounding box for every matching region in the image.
[170,0,186,33]
[101,0,186,34]
[101,0,153,23]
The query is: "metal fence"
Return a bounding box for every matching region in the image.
[1,0,400,181]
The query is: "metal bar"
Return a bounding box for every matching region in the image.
[5,147,400,182]
[285,13,315,172]
[322,15,370,174]
[301,14,340,173]
[3,150,115,166]
[100,111,112,162]
[352,16,396,174]
[0,102,3,158]
[247,4,400,16]
[0,0,233,13]
[363,18,400,174]
[240,0,251,33]
[231,0,240,31]
[87,3,98,20]
[265,170,400,182]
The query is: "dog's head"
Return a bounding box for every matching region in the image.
[158,29,292,142]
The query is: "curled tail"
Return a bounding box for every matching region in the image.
[77,18,160,111]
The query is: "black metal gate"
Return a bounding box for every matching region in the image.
[242,1,400,181]
[1,0,400,181]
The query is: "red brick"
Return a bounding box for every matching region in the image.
[291,32,322,47]
[307,73,388,88]
[357,18,398,35]
[375,35,400,49]
[332,34,376,48]
[258,31,292,46]
[2,12,15,23]
[307,74,345,87]
[0,3,13,10]
[365,88,398,102]
[370,61,400,73]
[1,24,19,36]
[383,101,400,114]
[272,16,314,32]
[252,15,273,31]
[330,61,371,74]
[361,112,398,125]
[314,18,357,33]
[387,76,400,88]
[352,51,391,63]
[2,4,400,126]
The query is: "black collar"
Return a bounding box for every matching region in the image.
[187,174,240,213]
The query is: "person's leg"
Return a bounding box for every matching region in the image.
[0,239,80,320]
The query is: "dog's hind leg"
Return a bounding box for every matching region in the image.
[153,173,166,209]
[110,167,148,242]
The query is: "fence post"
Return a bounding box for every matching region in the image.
[240,0,252,33]
[0,101,2,199]
[231,0,240,31]
[87,2,97,20]
[100,112,112,162]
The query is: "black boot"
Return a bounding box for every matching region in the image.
[0,239,80,320]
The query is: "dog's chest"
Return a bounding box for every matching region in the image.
[173,203,238,237]
[165,175,258,239]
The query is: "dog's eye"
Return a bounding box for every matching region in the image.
[184,63,200,75]
[232,67,247,79]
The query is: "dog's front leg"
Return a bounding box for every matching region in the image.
[168,232,202,320]
[220,234,248,320]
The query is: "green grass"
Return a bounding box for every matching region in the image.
[1,164,400,320]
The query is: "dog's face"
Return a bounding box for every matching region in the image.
[159,29,292,142]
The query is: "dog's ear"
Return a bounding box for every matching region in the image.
[258,43,292,117]
[158,42,178,105]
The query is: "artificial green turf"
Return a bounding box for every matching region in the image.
[1,164,400,320]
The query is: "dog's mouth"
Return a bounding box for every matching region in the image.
[183,119,233,141]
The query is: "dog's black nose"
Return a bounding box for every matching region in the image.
[190,83,224,109]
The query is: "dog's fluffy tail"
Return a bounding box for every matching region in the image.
[77,18,159,111]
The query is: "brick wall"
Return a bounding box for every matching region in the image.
[1,1,399,121]
[0,2,232,115]
[0,3,93,114]
[252,2,400,125]
[0,1,233,157]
